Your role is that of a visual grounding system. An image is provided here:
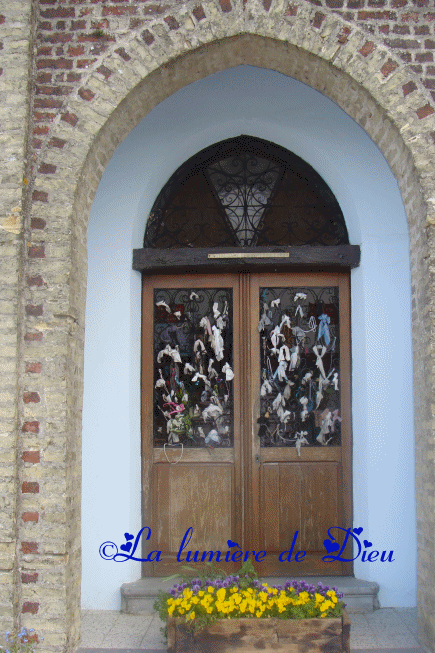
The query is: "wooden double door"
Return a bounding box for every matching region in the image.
[141,271,352,577]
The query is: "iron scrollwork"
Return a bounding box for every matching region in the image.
[144,136,349,249]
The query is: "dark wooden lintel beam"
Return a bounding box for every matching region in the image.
[132,246,360,273]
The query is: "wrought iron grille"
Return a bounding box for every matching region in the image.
[153,288,234,448]
[258,286,341,449]
[144,136,348,248]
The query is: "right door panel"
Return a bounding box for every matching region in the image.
[249,272,352,576]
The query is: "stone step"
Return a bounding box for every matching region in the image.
[121,576,380,615]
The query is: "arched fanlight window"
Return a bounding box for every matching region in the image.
[144,135,348,249]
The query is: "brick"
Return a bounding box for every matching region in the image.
[71,20,86,30]
[30,218,46,230]
[403,81,417,96]
[286,3,298,16]
[143,4,169,15]
[22,423,40,435]
[96,65,112,79]
[102,6,137,15]
[326,0,344,7]
[21,573,38,584]
[401,11,419,22]
[33,125,49,135]
[38,162,56,174]
[35,84,71,96]
[91,19,109,30]
[218,0,232,12]
[416,103,434,118]
[25,305,43,317]
[359,41,375,56]
[386,38,420,49]
[141,29,155,45]
[36,58,73,70]
[312,11,325,28]
[337,26,352,43]
[32,190,48,202]
[393,25,410,35]
[22,450,41,463]
[263,0,272,10]
[22,512,39,523]
[34,97,63,109]
[381,58,399,77]
[22,601,39,614]
[22,481,40,492]
[416,53,433,63]
[425,40,435,49]
[37,46,52,56]
[21,448,41,465]
[78,87,95,101]
[24,392,40,404]
[40,7,75,18]
[68,45,85,56]
[77,58,97,68]
[164,16,180,30]
[67,72,81,82]
[61,111,78,126]
[192,6,206,21]
[28,246,45,258]
[42,32,73,44]
[25,333,43,342]
[47,136,66,150]
[36,72,52,83]
[358,10,395,19]
[34,111,56,122]
[130,17,145,28]
[115,47,131,61]
[25,362,42,374]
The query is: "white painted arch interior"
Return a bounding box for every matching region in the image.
[82,64,415,609]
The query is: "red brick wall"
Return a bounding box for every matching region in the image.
[31,0,434,166]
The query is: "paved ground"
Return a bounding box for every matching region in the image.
[77,607,425,653]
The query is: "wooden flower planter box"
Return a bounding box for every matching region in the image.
[167,610,350,653]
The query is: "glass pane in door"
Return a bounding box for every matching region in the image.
[257,286,341,449]
[153,287,234,448]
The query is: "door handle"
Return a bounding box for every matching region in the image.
[255,454,260,463]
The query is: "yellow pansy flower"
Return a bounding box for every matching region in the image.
[216,588,226,602]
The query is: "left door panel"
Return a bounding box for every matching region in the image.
[141,274,242,576]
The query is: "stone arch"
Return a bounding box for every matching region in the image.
[21,2,435,649]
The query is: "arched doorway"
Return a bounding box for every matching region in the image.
[81,65,414,610]
[135,136,358,577]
